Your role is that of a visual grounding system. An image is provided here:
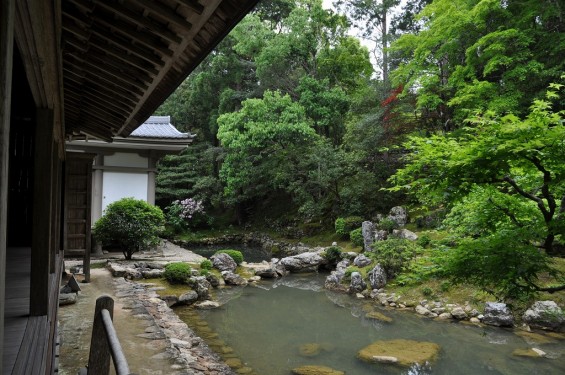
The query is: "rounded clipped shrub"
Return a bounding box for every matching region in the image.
[93,197,165,260]
[200,259,213,270]
[214,249,243,265]
[335,216,364,237]
[378,217,399,233]
[163,262,192,284]
[370,238,422,278]
[350,228,364,247]
[323,246,343,264]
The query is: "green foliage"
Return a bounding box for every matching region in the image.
[163,262,192,284]
[442,233,556,302]
[370,238,422,278]
[200,259,213,270]
[416,234,431,248]
[93,198,165,260]
[421,286,434,297]
[350,228,364,247]
[335,216,364,237]
[214,249,244,265]
[378,217,398,233]
[323,246,343,264]
[344,266,361,281]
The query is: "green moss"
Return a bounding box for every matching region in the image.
[357,339,440,367]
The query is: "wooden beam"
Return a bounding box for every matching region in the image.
[132,0,193,32]
[172,0,205,15]
[93,0,182,44]
[92,16,174,58]
[0,0,15,370]
[31,108,54,317]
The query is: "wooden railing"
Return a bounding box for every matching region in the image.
[80,296,137,375]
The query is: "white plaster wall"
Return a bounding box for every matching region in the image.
[102,172,148,213]
[104,152,147,168]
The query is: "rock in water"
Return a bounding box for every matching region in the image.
[357,339,440,367]
[291,365,345,375]
[348,271,366,294]
[483,302,514,327]
[367,263,387,289]
[522,301,564,331]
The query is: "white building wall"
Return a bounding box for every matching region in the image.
[101,171,148,214]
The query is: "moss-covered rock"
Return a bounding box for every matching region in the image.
[365,311,393,323]
[357,339,440,367]
[512,348,546,358]
[298,342,334,357]
[515,330,557,345]
[291,365,345,375]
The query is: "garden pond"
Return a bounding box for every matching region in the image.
[176,273,565,375]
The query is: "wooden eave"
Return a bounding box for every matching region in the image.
[61,0,260,140]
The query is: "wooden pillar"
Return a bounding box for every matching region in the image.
[0,0,15,369]
[92,154,103,223]
[31,108,54,316]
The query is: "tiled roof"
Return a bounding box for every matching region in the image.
[130,116,192,139]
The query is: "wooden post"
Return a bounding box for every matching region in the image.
[31,108,54,316]
[0,0,15,369]
[88,295,114,375]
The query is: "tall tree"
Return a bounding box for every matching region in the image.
[334,0,400,84]
[390,0,565,131]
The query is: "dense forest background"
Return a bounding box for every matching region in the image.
[154,0,564,233]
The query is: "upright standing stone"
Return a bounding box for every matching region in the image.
[362,221,375,252]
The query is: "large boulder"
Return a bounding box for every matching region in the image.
[324,259,349,292]
[483,302,514,327]
[210,253,237,272]
[280,251,326,272]
[388,206,409,227]
[392,228,418,241]
[367,264,387,290]
[522,301,564,331]
[176,291,198,306]
[362,221,375,252]
[357,339,440,367]
[353,254,372,267]
[348,272,366,294]
[221,271,248,286]
[191,276,211,299]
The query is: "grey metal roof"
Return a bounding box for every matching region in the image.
[130,116,192,139]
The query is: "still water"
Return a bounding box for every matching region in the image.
[179,273,565,375]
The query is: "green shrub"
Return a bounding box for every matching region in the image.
[215,249,244,265]
[417,234,432,248]
[421,286,434,297]
[323,246,343,264]
[93,198,165,260]
[200,259,213,270]
[350,228,364,247]
[378,217,398,233]
[163,262,192,284]
[335,216,364,237]
[344,266,361,281]
[370,238,422,278]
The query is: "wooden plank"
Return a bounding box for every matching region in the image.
[0,0,15,372]
[88,296,114,374]
[133,0,193,32]
[31,108,54,317]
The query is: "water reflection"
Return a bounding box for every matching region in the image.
[179,273,565,375]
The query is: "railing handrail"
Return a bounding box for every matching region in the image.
[84,295,136,375]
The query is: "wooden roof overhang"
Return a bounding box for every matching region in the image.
[15,0,260,146]
[61,0,260,141]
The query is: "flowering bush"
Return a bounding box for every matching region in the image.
[165,198,207,233]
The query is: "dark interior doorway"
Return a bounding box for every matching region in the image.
[7,46,36,246]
